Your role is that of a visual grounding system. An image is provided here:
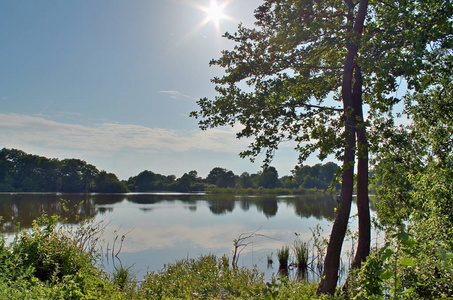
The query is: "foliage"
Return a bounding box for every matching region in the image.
[112,264,136,293]
[292,163,341,191]
[139,255,267,299]
[0,148,128,193]
[0,218,340,300]
[139,254,337,299]
[0,147,339,193]
[349,227,453,299]
[206,167,236,188]
[206,186,325,195]
[368,25,453,298]
[191,0,451,294]
[0,214,124,299]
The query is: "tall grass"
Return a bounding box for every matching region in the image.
[277,246,290,270]
[294,241,309,269]
[294,240,309,280]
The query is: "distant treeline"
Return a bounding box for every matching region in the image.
[0,148,340,193]
[0,148,128,193]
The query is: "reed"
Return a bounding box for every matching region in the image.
[294,240,309,271]
[277,246,290,270]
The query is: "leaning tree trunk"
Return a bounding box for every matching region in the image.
[318,0,369,295]
[317,119,356,295]
[351,65,371,269]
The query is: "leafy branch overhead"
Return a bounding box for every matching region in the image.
[191,0,452,166]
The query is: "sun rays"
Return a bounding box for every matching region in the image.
[195,0,235,34]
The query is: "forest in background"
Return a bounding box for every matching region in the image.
[0,148,340,193]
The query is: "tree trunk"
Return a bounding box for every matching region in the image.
[351,65,371,269]
[317,0,369,295]
[317,124,356,294]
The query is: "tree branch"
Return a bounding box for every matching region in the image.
[294,103,343,112]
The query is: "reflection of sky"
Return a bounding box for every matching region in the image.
[96,199,348,280]
[98,200,333,253]
[0,194,382,281]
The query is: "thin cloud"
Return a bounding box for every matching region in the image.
[158,90,197,100]
[0,113,248,156]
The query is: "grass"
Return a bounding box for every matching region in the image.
[294,240,309,270]
[277,246,291,270]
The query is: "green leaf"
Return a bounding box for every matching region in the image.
[380,270,394,280]
[446,252,453,260]
[401,287,415,294]
[401,238,416,248]
[396,231,411,241]
[400,258,415,267]
[381,248,393,261]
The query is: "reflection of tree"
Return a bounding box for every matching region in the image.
[255,196,278,218]
[125,194,205,205]
[239,199,251,211]
[187,205,197,212]
[0,193,345,234]
[97,207,113,215]
[0,194,97,233]
[207,194,235,215]
[287,195,337,220]
[92,194,126,205]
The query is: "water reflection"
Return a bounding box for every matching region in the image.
[0,193,338,233]
[0,193,97,232]
[0,192,377,282]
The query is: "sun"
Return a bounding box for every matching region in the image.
[202,0,226,25]
[198,0,233,31]
[184,0,235,39]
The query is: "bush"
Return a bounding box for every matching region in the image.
[139,255,268,299]
[0,214,123,299]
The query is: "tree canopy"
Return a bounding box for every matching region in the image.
[191,0,452,294]
[0,148,339,194]
[0,148,128,193]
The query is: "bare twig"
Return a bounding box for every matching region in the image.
[232,227,278,268]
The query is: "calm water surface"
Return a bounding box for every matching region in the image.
[0,193,377,281]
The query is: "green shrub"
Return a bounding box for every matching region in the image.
[11,214,94,281]
[0,214,124,299]
[349,226,453,299]
[139,255,268,299]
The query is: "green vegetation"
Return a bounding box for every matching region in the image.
[0,147,340,193]
[294,240,309,272]
[1,204,453,299]
[1,0,452,297]
[0,214,123,299]
[190,0,452,294]
[125,163,340,193]
[277,246,290,270]
[0,213,338,299]
[0,148,128,193]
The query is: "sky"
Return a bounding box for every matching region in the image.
[0,0,325,180]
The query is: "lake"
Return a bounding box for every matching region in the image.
[0,192,379,282]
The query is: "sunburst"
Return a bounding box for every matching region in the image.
[202,0,227,26]
[197,0,234,33]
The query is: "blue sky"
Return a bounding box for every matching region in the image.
[0,0,322,180]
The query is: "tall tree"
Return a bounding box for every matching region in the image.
[258,166,279,188]
[206,167,236,188]
[191,0,452,294]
